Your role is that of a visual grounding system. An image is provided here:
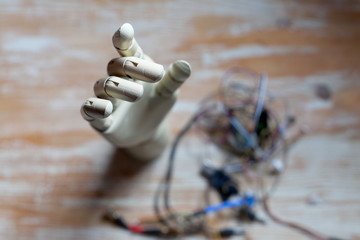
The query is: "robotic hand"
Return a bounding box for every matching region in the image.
[81,23,191,161]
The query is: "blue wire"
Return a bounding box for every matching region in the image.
[204,194,256,214]
[229,116,254,148]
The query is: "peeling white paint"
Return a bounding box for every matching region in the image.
[0,218,15,235]
[325,113,358,128]
[20,217,47,225]
[305,99,332,111]
[202,45,317,66]
[2,35,60,53]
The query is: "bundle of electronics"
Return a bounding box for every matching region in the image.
[104,67,348,240]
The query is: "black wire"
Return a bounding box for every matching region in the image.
[153,110,204,226]
[152,68,284,235]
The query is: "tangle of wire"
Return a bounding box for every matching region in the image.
[106,67,349,240]
[153,67,286,235]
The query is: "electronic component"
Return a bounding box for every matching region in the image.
[218,228,245,238]
[200,165,239,201]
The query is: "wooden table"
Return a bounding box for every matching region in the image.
[0,0,359,239]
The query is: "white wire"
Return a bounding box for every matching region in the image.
[254,73,268,129]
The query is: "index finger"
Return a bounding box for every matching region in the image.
[112,23,143,58]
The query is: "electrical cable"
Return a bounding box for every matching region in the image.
[262,196,328,240]
[254,73,268,130]
[104,67,350,240]
[152,67,285,236]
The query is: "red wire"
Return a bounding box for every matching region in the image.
[128,224,145,234]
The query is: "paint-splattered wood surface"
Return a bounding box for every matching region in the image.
[0,0,359,239]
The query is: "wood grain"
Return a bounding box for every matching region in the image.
[0,0,359,239]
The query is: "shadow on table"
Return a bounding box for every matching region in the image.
[79,147,156,236]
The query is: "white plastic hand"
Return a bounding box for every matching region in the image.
[81,23,191,161]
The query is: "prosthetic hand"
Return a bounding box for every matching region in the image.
[81,23,191,161]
